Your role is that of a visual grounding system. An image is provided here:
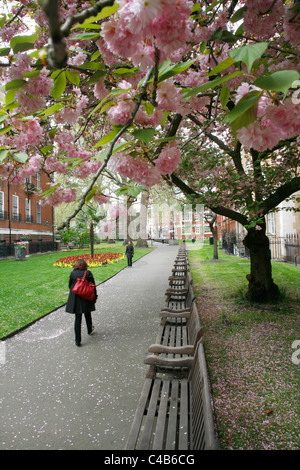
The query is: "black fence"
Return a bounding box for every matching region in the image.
[0,242,58,259]
[221,230,300,265]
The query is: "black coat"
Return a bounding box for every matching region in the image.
[125,244,134,258]
[65,268,97,314]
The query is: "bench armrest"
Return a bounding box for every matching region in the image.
[148,344,194,355]
[144,355,194,368]
[160,310,191,318]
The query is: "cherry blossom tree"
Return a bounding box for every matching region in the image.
[0,0,300,301]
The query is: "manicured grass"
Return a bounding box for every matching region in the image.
[188,245,300,450]
[0,243,152,339]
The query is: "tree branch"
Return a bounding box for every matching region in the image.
[57,66,154,230]
[261,176,300,216]
[61,0,116,37]
[170,173,249,226]
[42,0,116,69]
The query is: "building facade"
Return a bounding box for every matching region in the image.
[0,171,54,251]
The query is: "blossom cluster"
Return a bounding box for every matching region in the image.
[237,95,300,152]
[101,0,193,67]
[108,141,181,187]
[53,252,125,268]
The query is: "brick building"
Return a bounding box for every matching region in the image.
[0,171,54,254]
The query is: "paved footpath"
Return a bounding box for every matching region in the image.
[0,243,179,450]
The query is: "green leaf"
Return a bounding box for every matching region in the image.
[72,3,119,29]
[0,149,8,162]
[0,126,12,136]
[77,62,106,71]
[51,72,66,99]
[116,184,145,198]
[229,6,247,23]
[40,184,60,199]
[39,102,64,117]
[0,79,25,92]
[85,187,97,204]
[132,128,156,145]
[66,70,80,86]
[72,32,100,40]
[158,59,196,83]
[208,57,235,77]
[4,90,16,105]
[229,42,269,73]
[87,70,107,84]
[10,32,37,53]
[92,130,119,149]
[0,47,10,56]
[114,67,139,76]
[40,145,54,155]
[182,71,243,101]
[254,70,300,95]
[227,90,262,134]
[12,152,29,163]
[219,84,231,108]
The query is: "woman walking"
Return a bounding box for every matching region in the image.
[66,259,97,346]
[125,240,134,267]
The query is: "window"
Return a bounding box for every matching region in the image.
[267,212,276,235]
[0,191,4,218]
[36,201,41,224]
[12,195,19,221]
[36,172,40,189]
[25,199,31,222]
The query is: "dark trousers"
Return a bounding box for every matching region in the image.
[127,256,133,266]
[74,312,92,344]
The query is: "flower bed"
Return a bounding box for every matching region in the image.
[53,252,125,268]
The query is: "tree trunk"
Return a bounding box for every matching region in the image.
[90,221,94,258]
[136,191,149,248]
[243,226,279,302]
[209,222,218,260]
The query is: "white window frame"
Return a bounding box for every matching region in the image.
[0,191,4,215]
[36,172,41,189]
[25,199,31,222]
[267,212,276,235]
[12,195,19,220]
[36,201,41,224]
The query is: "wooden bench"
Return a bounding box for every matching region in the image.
[160,283,195,321]
[125,341,218,450]
[144,301,204,376]
[165,272,192,306]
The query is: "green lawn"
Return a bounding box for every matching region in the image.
[0,243,152,339]
[188,244,300,450]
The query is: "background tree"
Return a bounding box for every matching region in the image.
[204,208,219,260]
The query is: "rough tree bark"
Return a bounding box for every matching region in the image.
[243,223,279,302]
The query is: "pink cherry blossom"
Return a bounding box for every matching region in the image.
[107,99,135,126]
[94,78,109,101]
[154,142,181,175]
[264,98,300,139]
[237,121,281,152]
[41,188,77,206]
[24,67,53,97]
[93,191,110,205]
[8,53,31,80]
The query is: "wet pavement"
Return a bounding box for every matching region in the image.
[0,243,179,450]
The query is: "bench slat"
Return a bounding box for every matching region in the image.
[152,380,170,450]
[178,380,189,450]
[165,380,179,450]
[125,378,153,450]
